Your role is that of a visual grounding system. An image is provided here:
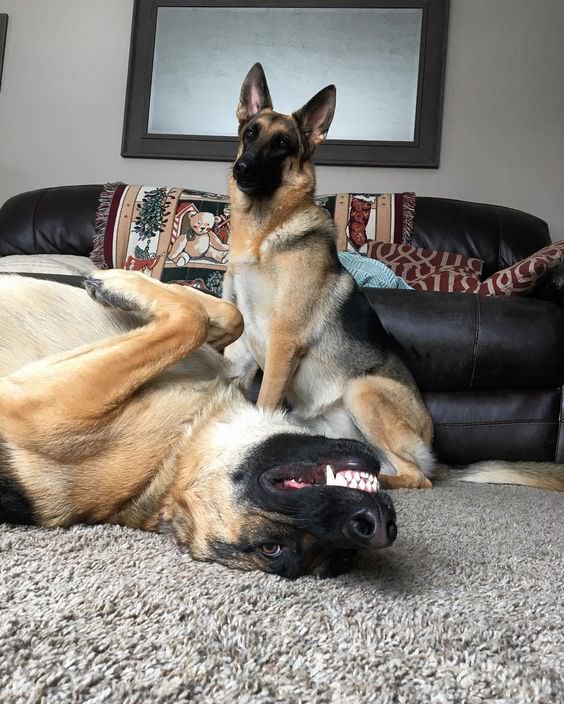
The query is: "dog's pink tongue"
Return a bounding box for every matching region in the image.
[282,479,311,489]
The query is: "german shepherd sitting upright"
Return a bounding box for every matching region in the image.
[0,272,398,578]
[224,63,433,490]
[224,63,564,493]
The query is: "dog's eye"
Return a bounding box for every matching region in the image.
[276,135,290,149]
[258,543,283,558]
[245,127,256,140]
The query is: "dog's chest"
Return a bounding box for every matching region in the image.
[231,268,275,356]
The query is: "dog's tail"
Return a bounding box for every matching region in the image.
[456,462,564,492]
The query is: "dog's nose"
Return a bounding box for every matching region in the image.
[234,159,248,178]
[385,520,398,545]
[345,508,377,543]
[342,508,397,548]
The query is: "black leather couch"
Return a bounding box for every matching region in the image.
[1,185,563,465]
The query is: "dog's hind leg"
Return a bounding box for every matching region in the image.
[0,270,242,442]
[344,374,434,490]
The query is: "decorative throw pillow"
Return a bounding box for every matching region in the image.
[369,240,564,296]
[477,241,564,296]
[367,242,484,292]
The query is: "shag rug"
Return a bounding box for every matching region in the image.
[0,483,562,703]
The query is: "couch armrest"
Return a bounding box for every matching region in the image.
[0,186,102,256]
[362,288,564,392]
[530,263,564,305]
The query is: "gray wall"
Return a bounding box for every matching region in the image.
[1,0,563,240]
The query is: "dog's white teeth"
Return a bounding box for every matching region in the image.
[326,466,380,493]
[325,464,338,486]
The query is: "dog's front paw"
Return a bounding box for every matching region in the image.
[83,270,153,313]
[206,301,244,351]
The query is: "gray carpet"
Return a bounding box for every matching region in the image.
[0,483,562,703]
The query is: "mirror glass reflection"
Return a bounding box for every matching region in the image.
[148,7,422,141]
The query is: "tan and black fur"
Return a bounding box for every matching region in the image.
[224,63,564,493]
[0,272,399,578]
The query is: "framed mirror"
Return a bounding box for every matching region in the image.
[122,1,449,167]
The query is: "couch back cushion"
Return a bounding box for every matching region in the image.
[0,187,551,277]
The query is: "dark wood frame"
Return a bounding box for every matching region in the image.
[122,0,449,167]
[0,14,8,91]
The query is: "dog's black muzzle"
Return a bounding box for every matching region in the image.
[233,151,284,196]
[266,480,397,551]
[238,434,397,551]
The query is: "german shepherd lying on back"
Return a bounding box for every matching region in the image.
[224,63,564,493]
[0,272,398,578]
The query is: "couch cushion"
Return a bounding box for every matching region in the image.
[1,187,552,281]
[363,288,564,392]
[426,388,562,464]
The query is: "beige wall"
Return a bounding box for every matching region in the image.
[1,0,563,240]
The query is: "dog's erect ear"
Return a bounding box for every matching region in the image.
[293,85,336,153]
[237,63,273,125]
